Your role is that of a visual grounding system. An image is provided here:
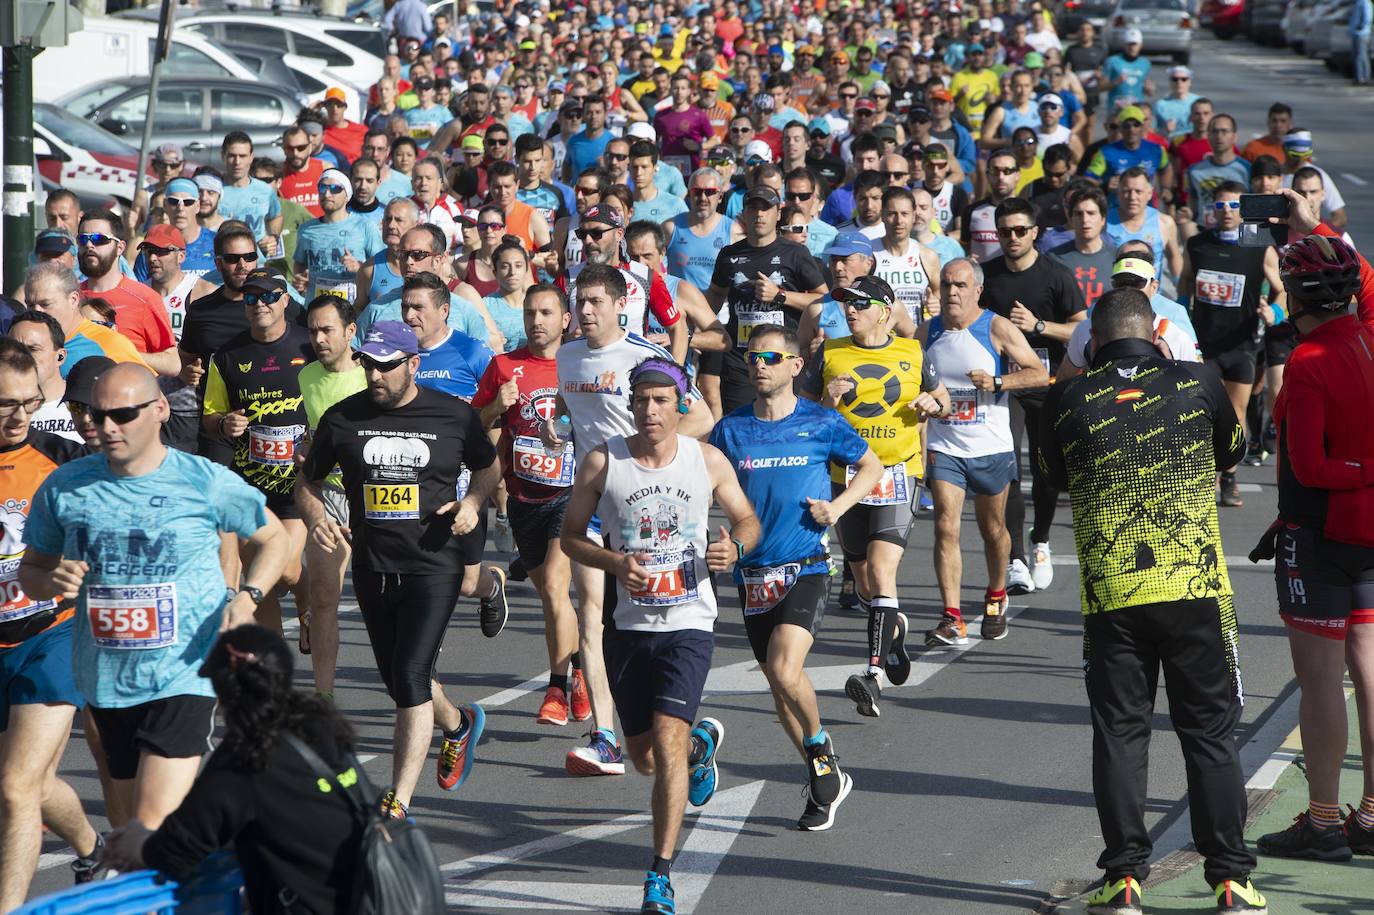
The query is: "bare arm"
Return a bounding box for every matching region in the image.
[227,509,289,628]
[141,347,182,377]
[1161,216,1183,279]
[702,444,761,573]
[663,314,690,364]
[815,446,884,522]
[679,394,717,440]
[560,447,625,576]
[354,261,375,311]
[676,281,730,352]
[987,314,1051,390]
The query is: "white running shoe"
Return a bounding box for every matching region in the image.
[493,512,514,554]
[1007,559,1035,595]
[1030,542,1054,591]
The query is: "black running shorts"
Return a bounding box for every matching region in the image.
[89,695,218,780]
[507,492,570,570]
[738,572,829,664]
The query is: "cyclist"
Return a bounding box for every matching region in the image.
[297,321,498,819]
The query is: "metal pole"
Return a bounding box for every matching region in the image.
[2,44,35,297]
[133,0,175,227]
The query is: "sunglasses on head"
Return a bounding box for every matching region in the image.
[576,226,614,241]
[746,350,801,366]
[78,232,116,247]
[89,399,157,425]
[219,251,259,264]
[318,183,348,195]
[358,355,409,372]
[244,290,286,306]
[996,224,1034,238]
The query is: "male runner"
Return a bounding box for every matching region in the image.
[21,363,288,832]
[1107,167,1183,281]
[0,341,101,908]
[218,132,284,254]
[8,312,79,443]
[562,356,759,915]
[812,276,951,718]
[920,259,1048,646]
[294,168,385,304]
[873,187,944,324]
[710,324,880,829]
[24,262,148,375]
[137,224,201,452]
[298,321,497,818]
[353,198,421,312]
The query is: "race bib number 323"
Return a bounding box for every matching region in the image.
[88,583,177,650]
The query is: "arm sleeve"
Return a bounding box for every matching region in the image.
[1037,384,1071,491]
[647,272,683,326]
[1202,368,1247,470]
[920,357,940,393]
[203,360,231,415]
[1281,357,1374,489]
[210,464,270,539]
[141,764,255,881]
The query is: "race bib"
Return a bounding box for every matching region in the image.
[629,548,700,607]
[248,424,304,466]
[87,583,177,650]
[364,483,419,520]
[1011,347,1053,374]
[513,436,575,487]
[942,386,983,425]
[1195,269,1245,307]
[0,560,56,624]
[741,563,800,616]
[663,154,692,178]
[316,280,356,304]
[456,467,471,501]
[848,462,911,506]
[736,309,785,348]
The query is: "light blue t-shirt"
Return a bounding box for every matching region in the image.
[1153,92,1200,136]
[355,290,488,346]
[926,234,966,266]
[218,178,281,241]
[1150,292,1198,344]
[633,189,689,224]
[653,161,687,199]
[804,220,839,260]
[24,450,268,708]
[483,294,526,351]
[377,171,414,204]
[295,213,385,302]
[1103,54,1152,111]
[403,105,454,144]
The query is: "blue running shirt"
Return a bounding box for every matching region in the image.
[415,328,495,400]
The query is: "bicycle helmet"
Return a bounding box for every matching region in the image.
[1280,234,1361,311]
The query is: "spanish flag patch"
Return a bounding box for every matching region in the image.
[1115,388,1145,403]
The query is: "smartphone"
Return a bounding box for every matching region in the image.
[1240,223,1285,248]
[1240,194,1289,222]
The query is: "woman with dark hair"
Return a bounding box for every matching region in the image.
[485,238,536,352]
[103,625,366,914]
[453,204,507,297]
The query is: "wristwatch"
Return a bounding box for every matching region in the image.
[993,376,1004,393]
[239,586,264,607]
[1033,319,1046,336]
[732,538,746,561]
[771,290,786,309]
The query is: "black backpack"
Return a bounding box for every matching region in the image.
[284,734,445,915]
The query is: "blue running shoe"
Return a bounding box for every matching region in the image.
[687,717,723,807]
[437,705,485,791]
[918,488,934,512]
[641,871,675,914]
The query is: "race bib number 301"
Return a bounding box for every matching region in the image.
[364,483,420,520]
[629,549,700,607]
[88,583,177,650]
[513,436,575,487]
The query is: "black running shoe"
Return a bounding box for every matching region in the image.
[1256,812,1351,861]
[885,612,911,686]
[1346,806,1374,855]
[1219,475,1244,508]
[480,566,509,638]
[797,771,853,832]
[838,566,858,610]
[806,738,842,806]
[844,671,881,718]
[71,833,104,885]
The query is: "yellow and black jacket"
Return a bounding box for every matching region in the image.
[1039,338,1245,616]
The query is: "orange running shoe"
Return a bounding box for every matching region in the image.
[569,669,592,721]
[537,686,570,726]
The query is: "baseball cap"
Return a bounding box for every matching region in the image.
[153,142,183,164]
[768,44,785,56]
[354,321,419,362]
[824,233,875,258]
[752,93,775,112]
[241,268,288,295]
[1167,65,1192,79]
[1250,154,1283,177]
[967,42,986,53]
[743,185,781,208]
[873,124,898,142]
[324,87,348,104]
[1117,105,1146,124]
[140,224,186,251]
[627,121,656,141]
[1024,51,1044,69]
[795,44,817,56]
[1112,256,1155,281]
[34,227,75,255]
[928,86,954,103]
[581,204,624,228]
[830,50,850,65]
[559,100,584,117]
[63,356,116,405]
[743,139,775,163]
[706,145,737,164]
[519,39,537,50]
[834,275,896,307]
[1038,93,1064,110]
[700,71,720,90]
[807,116,832,136]
[1123,27,1143,44]
[457,208,481,226]
[461,134,485,152]
[855,98,877,113]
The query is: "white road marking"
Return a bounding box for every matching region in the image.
[444,780,764,912]
[1342,172,1369,187]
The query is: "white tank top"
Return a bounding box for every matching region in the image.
[557,331,678,457]
[162,272,198,344]
[568,260,652,337]
[1035,123,1072,151]
[563,213,584,267]
[929,183,957,234]
[597,434,717,633]
[924,309,1013,458]
[873,241,931,324]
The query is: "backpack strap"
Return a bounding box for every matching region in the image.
[282,733,371,819]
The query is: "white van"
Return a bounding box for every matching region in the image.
[34,17,258,103]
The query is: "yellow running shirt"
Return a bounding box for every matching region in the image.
[820,334,937,482]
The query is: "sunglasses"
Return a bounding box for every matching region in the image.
[219,251,259,264]
[690,187,721,198]
[244,290,286,306]
[487,137,510,146]
[153,160,181,169]
[465,150,484,158]
[989,167,1019,177]
[729,126,753,134]
[77,233,116,247]
[607,152,630,161]
[1015,138,1038,147]
[165,196,198,208]
[358,355,410,372]
[285,143,311,153]
[318,183,348,195]
[840,93,858,99]
[779,223,808,233]
[746,350,801,366]
[1213,200,1241,210]
[787,190,814,201]
[576,226,614,241]
[478,222,505,231]
[139,244,178,257]
[996,225,1034,238]
[89,399,157,425]
[882,171,910,181]
[839,296,885,311]
[1171,76,1190,82]
[402,248,438,260]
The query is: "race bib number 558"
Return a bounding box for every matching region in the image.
[88,583,177,649]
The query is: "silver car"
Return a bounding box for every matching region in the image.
[1106,0,1197,63]
[59,78,309,166]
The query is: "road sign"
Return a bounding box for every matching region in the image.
[1,0,84,49]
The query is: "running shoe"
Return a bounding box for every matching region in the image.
[806,738,842,806]
[1263,419,1278,455]
[1219,476,1244,508]
[566,731,626,776]
[688,718,723,807]
[1242,442,1267,467]
[844,671,881,718]
[480,566,509,638]
[1346,805,1374,854]
[437,705,485,792]
[1086,875,1142,915]
[71,834,104,885]
[1007,558,1035,595]
[925,612,968,648]
[797,770,853,832]
[885,612,911,686]
[537,686,569,726]
[379,789,408,820]
[569,669,592,721]
[1256,812,1352,860]
[1030,542,1054,590]
[838,566,858,610]
[493,512,514,554]
[981,593,1009,641]
[1215,878,1268,914]
[918,488,934,512]
[641,871,675,914]
[508,556,528,582]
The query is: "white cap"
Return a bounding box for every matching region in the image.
[743,139,774,163]
[626,121,657,141]
[1167,64,1192,79]
[1037,92,1064,110]
[1124,27,1143,44]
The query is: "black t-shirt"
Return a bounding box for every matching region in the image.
[979,252,1087,384]
[1026,179,1068,231]
[805,149,846,189]
[1064,44,1107,99]
[706,236,827,413]
[207,325,316,508]
[304,386,497,575]
[1186,230,1270,355]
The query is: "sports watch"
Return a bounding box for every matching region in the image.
[239,586,264,607]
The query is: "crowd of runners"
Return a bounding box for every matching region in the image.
[2,0,1374,912]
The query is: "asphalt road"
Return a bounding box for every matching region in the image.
[24,33,1374,914]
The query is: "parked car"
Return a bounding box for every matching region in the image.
[1304,0,1352,59]
[1243,0,1289,44]
[218,42,365,121]
[59,78,308,167]
[1282,0,1319,50]
[32,104,149,212]
[1055,0,1121,33]
[1200,0,1246,37]
[1107,0,1196,61]
[178,13,385,93]
[32,17,258,103]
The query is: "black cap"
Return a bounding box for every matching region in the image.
[241,268,288,294]
[198,623,294,680]
[743,186,781,208]
[834,275,896,308]
[63,356,116,405]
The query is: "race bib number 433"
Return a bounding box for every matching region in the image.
[1195,269,1246,308]
[88,583,177,649]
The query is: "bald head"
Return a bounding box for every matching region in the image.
[94,363,161,407]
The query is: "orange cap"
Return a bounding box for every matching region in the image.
[324,87,348,103]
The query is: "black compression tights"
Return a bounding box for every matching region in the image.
[355,571,462,708]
